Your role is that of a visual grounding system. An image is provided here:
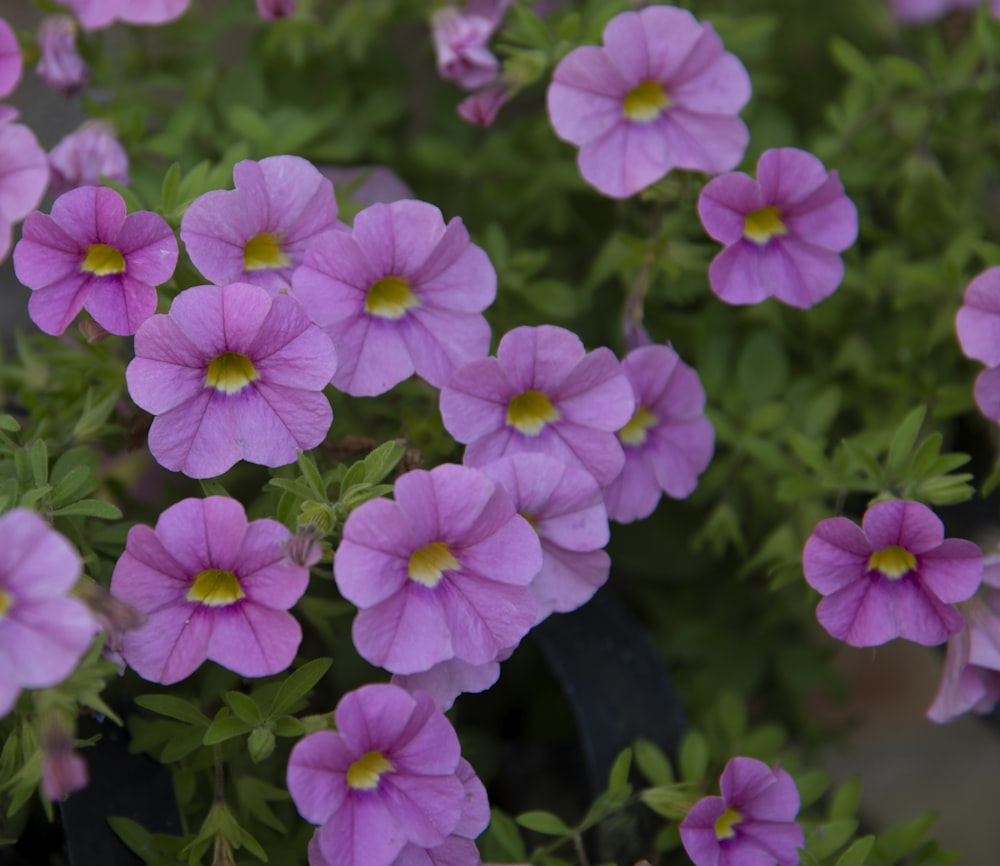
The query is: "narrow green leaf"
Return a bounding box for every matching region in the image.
[483,808,526,861]
[135,694,210,726]
[608,747,632,789]
[633,737,673,786]
[515,810,571,836]
[52,499,122,519]
[160,162,182,213]
[28,439,48,488]
[0,415,20,433]
[107,817,153,858]
[247,727,275,763]
[808,819,858,860]
[887,406,926,476]
[203,715,253,746]
[226,691,262,725]
[270,657,333,716]
[795,769,830,810]
[835,835,875,866]
[679,730,708,784]
[296,451,327,499]
[161,727,208,762]
[830,777,862,820]
[362,440,406,484]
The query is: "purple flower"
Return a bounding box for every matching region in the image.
[62,0,191,30]
[0,114,48,263]
[109,496,309,684]
[680,757,804,866]
[181,155,340,294]
[0,509,97,718]
[14,186,177,336]
[440,325,636,487]
[431,2,510,91]
[547,6,751,199]
[35,16,88,95]
[0,17,22,99]
[126,282,336,478]
[287,683,476,866]
[292,200,495,395]
[334,463,541,675]
[802,500,982,647]
[41,721,89,801]
[256,0,296,19]
[603,344,714,524]
[953,267,1000,426]
[392,654,504,712]
[698,148,858,309]
[48,121,130,197]
[318,165,414,208]
[889,0,979,23]
[457,84,509,127]
[481,454,610,622]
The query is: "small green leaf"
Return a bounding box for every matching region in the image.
[203,714,253,746]
[269,657,333,716]
[634,738,673,785]
[108,817,153,858]
[608,747,632,790]
[887,406,926,477]
[272,715,306,738]
[362,440,406,484]
[247,727,276,763]
[296,451,327,499]
[28,440,48,488]
[160,162,182,213]
[830,778,862,820]
[835,835,875,866]
[52,499,122,519]
[515,810,571,836]
[873,813,937,863]
[640,784,694,820]
[679,730,708,784]
[795,769,830,810]
[161,726,207,763]
[481,809,526,861]
[0,415,20,433]
[808,819,859,860]
[135,694,210,726]
[226,691,262,726]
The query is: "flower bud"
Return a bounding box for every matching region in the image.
[35,16,88,96]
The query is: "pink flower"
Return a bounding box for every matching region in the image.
[41,721,89,801]
[431,2,510,91]
[953,267,1000,426]
[603,345,714,523]
[547,5,750,199]
[334,463,541,675]
[0,17,22,99]
[457,84,509,127]
[0,114,48,263]
[110,496,309,684]
[0,509,97,718]
[35,16,88,95]
[48,121,130,197]
[889,0,979,23]
[181,155,340,294]
[680,757,804,866]
[126,282,336,478]
[292,200,495,395]
[440,325,636,487]
[392,654,505,712]
[14,186,177,336]
[256,0,296,19]
[802,500,982,647]
[287,683,478,866]
[62,0,191,30]
[698,148,858,308]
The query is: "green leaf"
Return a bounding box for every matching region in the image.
[203,714,253,746]
[135,694,210,726]
[198,478,230,498]
[515,810,571,836]
[226,691,262,726]
[50,465,95,506]
[272,715,306,737]
[269,657,333,716]
[339,460,366,494]
[830,778,863,820]
[830,36,874,79]
[108,817,154,859]
[247,727,276,763]
[873,813,937,863]
[362,440,406,484]
[0,415,20,433]
[887,406,926,477]
[160,162,182,213]
[807,819,858,860]
[640,784,694,820]
[481,809,526,862]
[795,769,831,810]
[296,450,327,499]
[716,690,746,741]
[608,747,632,789]
[737,330,789,405]
[633,737,673,786]
[836,835,875,866]
[161,726,208,763]
[28,439,48,488]
[52,499,122,519]
[679,730,708,784]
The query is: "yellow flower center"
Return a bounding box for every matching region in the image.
[714,806,743,840]
[80,243,126,276]
[204,352,260,394]
[364,275,421,319]
[243,231,289,271]
[0,589,12,619]
[186,569,246,607]
[743,206,787,245]
[346,750,395,790]
[867,545,917,579]
[618,405,660,446]
[506,390,560,436]
[623,80,671,122]
[408,541,460,588]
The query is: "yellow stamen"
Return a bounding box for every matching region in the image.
[714,806,743,840]
[364,276,420,319]
[623,80,671,122]
[0,589,12,618]
[867,545,917,579]
[243,231,289,271]
[346,750,395,790]
[186,569,246,607]
[618,405,659,446]
[506,390,560,436]
[743,206,787,245]
[408,542,460,588]
[80,243,126,276]
[204,352,260,394]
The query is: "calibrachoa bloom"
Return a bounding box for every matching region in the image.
[292,200,495,395]
[889,0,980,23]
[954,267,1000,426]
[457,84,509,127]
[802,500,982,647]
[256,0,296,19]
[698,148,858,309]
[927,550,1000,722]
[126,281,336,478]
[431,1,510,91]
[287,683,478,866]
[0,114,48,263]
[35,16,88,95]
[440,325,636,487]
[392,654,505,712]
[603,344,714,524]
[0,17,21,99]
[48,121,130,197]
[679,757,804,866]
[62,0,191,30]
[0,509,97,718]
[334,463,541,674]
[547,5,751,199]
[181,155,340,294]
[481,454,610,622]
[110,496,309,684]
[14,186,176,336]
